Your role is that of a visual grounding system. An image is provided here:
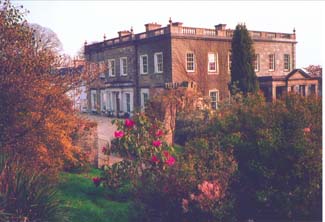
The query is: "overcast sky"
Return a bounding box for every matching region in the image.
[13,1,324,68]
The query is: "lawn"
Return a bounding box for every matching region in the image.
[57,168,134,222]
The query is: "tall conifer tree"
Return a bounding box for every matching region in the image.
[230,24,259,94]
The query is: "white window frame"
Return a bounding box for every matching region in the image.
[208,52,218,74]
[154,52,163,73]
[120,57,127,76]
[186,52,195,72]
[254,54,260,72]
[90,90,97,111]
[269,54,275,71]
[140,88,149,110]
[125,93,131,113]
[100,90,107,111]
[209,89,219,110]
[140,54,148,74]
[107,59,115,77]
[99,61,105,78]
[284,54,290,71]
[228,51,232,73]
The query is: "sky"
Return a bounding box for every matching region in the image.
[12,1,324,68]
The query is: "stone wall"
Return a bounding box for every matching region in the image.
[254,41,296,76]
[171,37,231,100]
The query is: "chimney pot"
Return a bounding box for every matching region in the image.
[215,24,227,30]
[145,23,162,32]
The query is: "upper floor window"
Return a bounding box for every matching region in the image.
[209,90,219,110]
[99,61,105,78]
[120,57,127,76]
[284,54,290,71]
[228,51,232,73]
[107,59,115,77]
[254,54,260,72]
[186,52,195,72]
[208,53,218,73]
[140,55,148,74]
[154,52,163,73]
[268,54,275,71]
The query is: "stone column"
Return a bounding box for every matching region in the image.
[272,85,276,101]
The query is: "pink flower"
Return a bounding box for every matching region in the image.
[182,199,189,213]
[92,177,101,187]
[152,140,162,147]
[166,155,175,166]
[114,131,124,138]
[151,155,159,164]
[304,127,311,133]
[163,150,170,157]
[102,146,107,153]
[125,119,135,128]
[155,129,164,137]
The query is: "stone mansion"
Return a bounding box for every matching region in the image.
[84,20,320,116]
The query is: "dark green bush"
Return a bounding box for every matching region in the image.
[214,93,322,221]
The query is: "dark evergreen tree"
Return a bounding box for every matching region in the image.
[230,24,259,94]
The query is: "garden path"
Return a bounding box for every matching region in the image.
[81,114,123,167]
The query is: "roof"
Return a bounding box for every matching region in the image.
[286,68,313,80]
[258,68,321,83]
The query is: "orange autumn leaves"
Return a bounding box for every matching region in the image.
[0,2,93,173]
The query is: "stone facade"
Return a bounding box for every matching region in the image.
[85,20,302,114]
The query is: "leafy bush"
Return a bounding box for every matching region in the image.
[214,93,322,221]
[102,112,237,222]
[174,109,209,146]
[0,154,68,222]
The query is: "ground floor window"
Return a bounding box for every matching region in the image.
[90,90,97,111]
[308,84,316,95]
[125,93,131,113]
[100,90,107,111]
[140,88,150,110]
[209,90,219,110]
[299,85,306,96]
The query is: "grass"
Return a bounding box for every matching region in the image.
[57,168,134,222]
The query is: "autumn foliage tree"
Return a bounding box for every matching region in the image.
[0,1,96,173]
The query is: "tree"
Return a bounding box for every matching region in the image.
[230,24,259,94]
[304,64,322,76]
[0,1,98,173]
[29,23,63,54]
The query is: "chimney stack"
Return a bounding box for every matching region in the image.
[118,30,132,38]
[145,23,162,32]
[215,24,227,31]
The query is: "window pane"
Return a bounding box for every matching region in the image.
[209,91,218,109]
[208,53,216,72]
[155,53,163,73]
[254,54,259,71]
[284,54,290,70]
[187,53,194,71]
[269,54,275,70]
[126,93,130,112]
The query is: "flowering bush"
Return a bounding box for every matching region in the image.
[92,177,101,187]
[101,112,237,221]
[102,113,176,191]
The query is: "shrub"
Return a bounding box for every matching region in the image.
[0,154,68,222]
[102,112,237,222]
[214,93,322,221]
